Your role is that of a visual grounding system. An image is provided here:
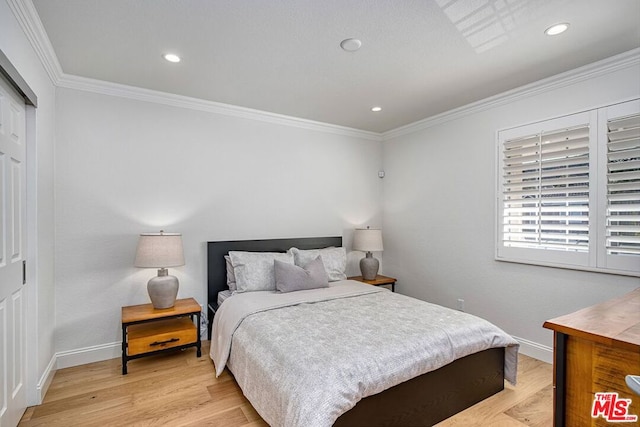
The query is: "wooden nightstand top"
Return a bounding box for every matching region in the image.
[122,297,200,324]
[348,274,397,286]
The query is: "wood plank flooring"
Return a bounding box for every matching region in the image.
[19,341,552,426]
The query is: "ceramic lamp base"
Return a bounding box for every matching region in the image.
[360,252,379,281]
[147,269,179,309]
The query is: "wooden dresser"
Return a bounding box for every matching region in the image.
[543,288,640,426]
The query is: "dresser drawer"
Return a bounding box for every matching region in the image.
[127,317,196,356]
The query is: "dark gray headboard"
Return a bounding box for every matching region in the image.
[207,236,342,337]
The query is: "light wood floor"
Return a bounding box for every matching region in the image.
[19,341,553,426]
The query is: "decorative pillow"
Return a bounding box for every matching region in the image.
[229,251,294,292]
[275,256,329,293]
[289,247,347,282]
[224,255,236,292]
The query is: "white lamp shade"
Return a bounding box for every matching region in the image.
[134,232,185,268]
[352,229,384,252]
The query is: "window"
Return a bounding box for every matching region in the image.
[497,99,639,276]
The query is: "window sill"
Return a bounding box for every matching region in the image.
[495,256,640,278]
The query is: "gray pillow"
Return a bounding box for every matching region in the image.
[229,251,294,292]
[274,256,329,293]
[289,247,347,281]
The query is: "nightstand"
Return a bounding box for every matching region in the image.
[121,297,201,375]
[348,274,397,292]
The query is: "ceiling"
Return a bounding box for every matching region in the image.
[32,0,640,133]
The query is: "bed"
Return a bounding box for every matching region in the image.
[207,237,518,426]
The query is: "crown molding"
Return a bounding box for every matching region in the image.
[9,0,381,141]
[56,74,382,141]
[10,0,638,143]
[7,0,63,85]
[57,47,638,143]
[382,48,640,140]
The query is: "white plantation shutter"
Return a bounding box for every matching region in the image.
[606,113,640,256]
[597,100,640,274]
[498,100,640,276]
[502,124,590,252]
[498,111,594,268]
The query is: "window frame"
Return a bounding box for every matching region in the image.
[495,99,640,277]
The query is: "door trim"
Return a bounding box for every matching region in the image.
[0,49,42,409]
[0,50,37,107]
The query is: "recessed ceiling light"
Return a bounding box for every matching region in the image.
[163,53,181,63]
[340,38,362,52]
[545,23,569,36]
[371,106,382,112]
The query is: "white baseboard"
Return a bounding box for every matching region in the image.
[35,353,57,404]
[55,314,209,370]
[56,341,121,369]
[513,335,553,364]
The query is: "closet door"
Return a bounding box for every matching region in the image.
[0,73,27,427]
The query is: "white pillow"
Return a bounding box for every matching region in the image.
[289,247,347,282]
[229,251,294,292]
[224,255,236,291]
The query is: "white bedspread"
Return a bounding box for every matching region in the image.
[210,280,519,427]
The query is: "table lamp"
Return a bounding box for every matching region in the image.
[352,228,384,280]
[134,231,185,309]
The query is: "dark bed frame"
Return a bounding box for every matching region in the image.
[207,237,505,426]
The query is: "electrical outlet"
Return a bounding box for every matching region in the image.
[457,298,465,312]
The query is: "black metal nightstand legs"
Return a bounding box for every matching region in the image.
[122,323,128,375]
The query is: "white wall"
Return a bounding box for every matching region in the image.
[381,55,640,361]
[54,87,383,358]
[0,0,57,403]
[10,0,638,381]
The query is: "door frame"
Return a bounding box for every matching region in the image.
[0,49,39,409]
[0,50,37,108]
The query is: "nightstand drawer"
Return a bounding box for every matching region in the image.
[127,318,196,356]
